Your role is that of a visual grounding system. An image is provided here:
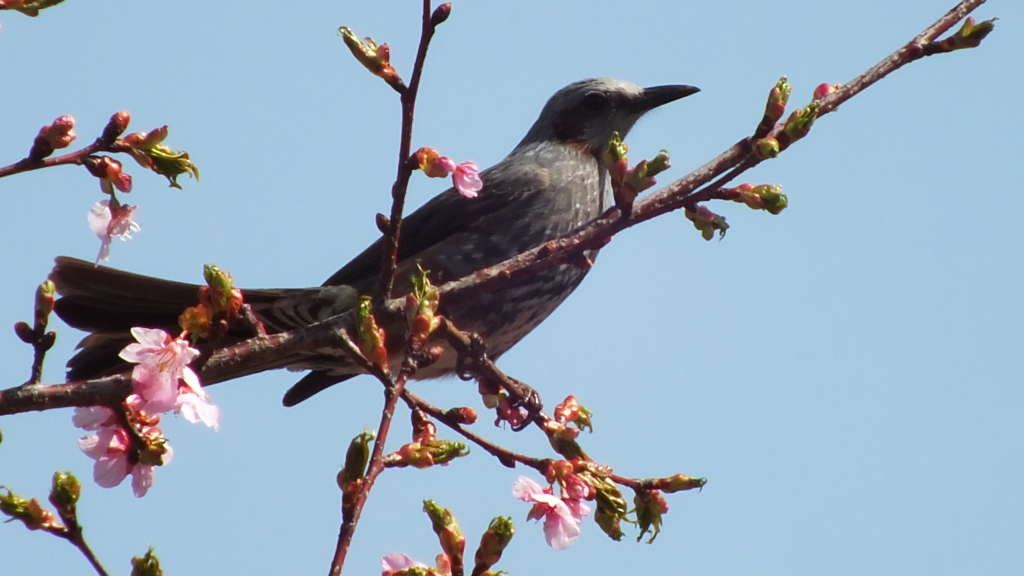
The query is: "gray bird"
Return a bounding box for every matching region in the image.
[51,78,699,405]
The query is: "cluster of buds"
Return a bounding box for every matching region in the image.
[339,26,404,91]
[684,205,729,241]
[84,155,133,195]
[552,395,593,433]
[572,462,629,542]
[120,124,199,189]
[383,502,511,576]
[933,16,996,52]
[720,183,788,215]
[385,409,469,469]
[14,280,58,363]
[357,295,390,374]
[337,430,374,519]
[413,147,484,199]
[752,78,827,157]
[476,377,530,429]
[178,265,245,342]
[27,114,76,162]
[603,132,671,214]
[545,459,596,501]
[543,396,591,459]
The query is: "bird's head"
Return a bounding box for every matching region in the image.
[516,78,699,153]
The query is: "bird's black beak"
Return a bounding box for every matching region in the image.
[633,84,700,113]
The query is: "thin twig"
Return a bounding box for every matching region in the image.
[378,0,442,300]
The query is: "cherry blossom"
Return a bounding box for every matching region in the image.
[176,387,221,430]
[513,475,591,550]
[118,327,201,413]
[381,553,426,575]
[452,161,482,198]
[88,199,140,262]
[78,425,172,498]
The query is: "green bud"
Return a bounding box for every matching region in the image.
[341,430,375,484]
[663,473,707,493]
[634,489,669,543]
[427,440,470,465]
[783,102,820,142]
[0,488,58,531]
[49,471,80,518]
[131,547,163,576]
[34,280,55,328]
[753,137,780,160]
[474,516,515,571]
[754,184,788,215]
[604,131,628,164]
[147,143,199,189]
[646,150,671,176]
[594,506,624,541]
[423,500,465,571]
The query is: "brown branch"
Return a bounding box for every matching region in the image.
[52,516,111,576]
[378,0,444,301]
[402,389,547,470]
[0,0,992,422]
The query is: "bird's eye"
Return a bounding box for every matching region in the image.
[581,92,610,113]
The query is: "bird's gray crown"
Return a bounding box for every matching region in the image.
[514,78,699,154]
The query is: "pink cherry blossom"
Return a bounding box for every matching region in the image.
[72,405,117,430]
[513,475,591,550]
[119,327,201,414]
[452,161,482,198]
[78,425,172,498]
[176,388,221,430]
[381,553,426,575]
[88,199,140,262]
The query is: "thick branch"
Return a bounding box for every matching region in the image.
[0,0,991,419]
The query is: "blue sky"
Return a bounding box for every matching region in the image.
[1,1,1021,574]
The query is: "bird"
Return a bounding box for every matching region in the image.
[50,78,699,406]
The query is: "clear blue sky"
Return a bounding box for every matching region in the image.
[2,1,1021,574]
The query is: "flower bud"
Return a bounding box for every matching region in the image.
[662,473,707,493]
[102,110,132,142]
[14,321,34,344]
[423,500,465,573]
[0,488,61,532]
[131,547,163,576]
[634,489,669,543]
[445,406,477,425]
[684,205,729,241]
[49,471,81,520]
[430,2,452,27]
[782,102,820,144]
[752,137,780,160]
[357,295,389,373]
[474,516,514,572]
[338,26,404,88]
[34,280,56,329]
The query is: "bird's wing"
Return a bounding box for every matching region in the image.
[322,158,552,288]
